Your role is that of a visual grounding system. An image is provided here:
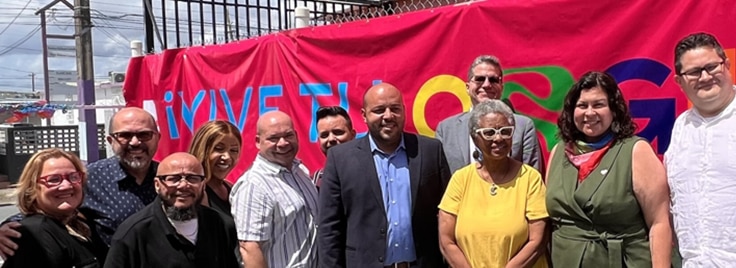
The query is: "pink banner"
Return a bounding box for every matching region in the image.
[124,0,736,182]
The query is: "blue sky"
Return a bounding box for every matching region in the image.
[0,0,144,91]
[0,0,346,92]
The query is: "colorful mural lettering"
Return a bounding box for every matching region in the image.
[124,0,736,181]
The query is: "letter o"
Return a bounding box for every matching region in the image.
[412,75,471,137]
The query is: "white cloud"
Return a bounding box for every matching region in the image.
[0,0,289,91]
[0,0,143,91]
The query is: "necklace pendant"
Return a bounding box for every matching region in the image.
[490,184,498,196]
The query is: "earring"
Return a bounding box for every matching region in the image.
[473,149,483,162]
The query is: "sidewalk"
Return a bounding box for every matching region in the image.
[0,186,15,206]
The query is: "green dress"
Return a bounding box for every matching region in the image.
[546,137,651,268]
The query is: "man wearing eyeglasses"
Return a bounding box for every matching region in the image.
[82,107,161,245]
[665,32,736,267]
[0,107,162,261]
[105,152,239,267]
[230,111,319,268]
[435,55,542,174]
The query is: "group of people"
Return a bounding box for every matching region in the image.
[0,31,732,268]
[1,107,244,267]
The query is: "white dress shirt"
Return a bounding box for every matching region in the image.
[665,87,736,268]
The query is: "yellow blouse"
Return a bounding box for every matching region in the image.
[439,164,548,268]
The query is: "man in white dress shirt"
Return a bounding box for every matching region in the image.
[666,32,736,267]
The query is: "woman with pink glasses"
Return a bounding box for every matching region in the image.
[3,149,104,268]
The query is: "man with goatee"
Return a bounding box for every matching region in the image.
[318,83,451,268]
[104,152,239,268]
[0,107,163,261]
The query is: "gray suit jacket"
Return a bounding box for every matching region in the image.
[435,111,542,174]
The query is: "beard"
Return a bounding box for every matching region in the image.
[165,204,197,221]
[121,157,146,169]
[160,192,203,221]
[114,146,150,171]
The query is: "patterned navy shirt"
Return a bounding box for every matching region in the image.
[82,157,158,246]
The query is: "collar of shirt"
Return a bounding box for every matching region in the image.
[253,154,303,174]
[153,197,198,247]
[368,134,406,155]
[687,86,736,124]
[100,156,159,183]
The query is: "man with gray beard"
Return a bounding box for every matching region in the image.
[105,152,239,268]
[0,107,163,261]
[82,107,162,246]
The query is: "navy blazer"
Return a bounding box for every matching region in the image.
[318,133,451,268]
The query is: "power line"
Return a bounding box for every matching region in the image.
[90,1,142,9]
[0,26,41,56]
[96,27,132,50]
[0,0,32,38]
[0,66,33,73]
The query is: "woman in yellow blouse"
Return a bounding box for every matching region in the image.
[438,100,548,268]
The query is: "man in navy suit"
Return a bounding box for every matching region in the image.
[435,55,543,174]
[318,83,451,268]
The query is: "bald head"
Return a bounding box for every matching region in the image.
[107,107,160,175]
[109,107,156,134]
[257,111,293,136]
[157,152,204,176]
[155,152,205,218]
[256,111,299,168]
[361,82,405,153]
[363,83,403,108]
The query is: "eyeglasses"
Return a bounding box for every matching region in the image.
[111,131,157,143]
[38,172,84,187]
[679,60,725,81]
[475,126,515,140]
[155,174,205,186]
[471,75,502,84]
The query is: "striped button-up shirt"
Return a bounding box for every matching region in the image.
[230,154,319,268]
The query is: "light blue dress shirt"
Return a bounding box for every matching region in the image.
[369,135,416,265]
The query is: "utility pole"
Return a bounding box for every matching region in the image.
[28,73,35,92]
[36,0,75,126]
[75,0,99,163]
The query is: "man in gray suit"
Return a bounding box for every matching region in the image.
[435,55,542,174]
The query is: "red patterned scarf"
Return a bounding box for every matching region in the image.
[564,134,614,182]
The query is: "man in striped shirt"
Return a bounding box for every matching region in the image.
[230,111,319,268]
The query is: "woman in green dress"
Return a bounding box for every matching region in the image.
[546,71,672,268]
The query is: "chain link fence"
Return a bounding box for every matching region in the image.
[311,0,472,25]
[144,0,472,51]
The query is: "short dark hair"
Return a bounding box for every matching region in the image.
[467,55,503,81]
[557,71,636,143]
[316,106,353,129]
[674,32,727,74]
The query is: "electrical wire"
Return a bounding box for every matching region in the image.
[0,66,33,73]
[0,0,33,38]
[0,26,41,56]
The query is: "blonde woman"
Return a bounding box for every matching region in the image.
[188,120,242,215]
[5,149,104,267]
